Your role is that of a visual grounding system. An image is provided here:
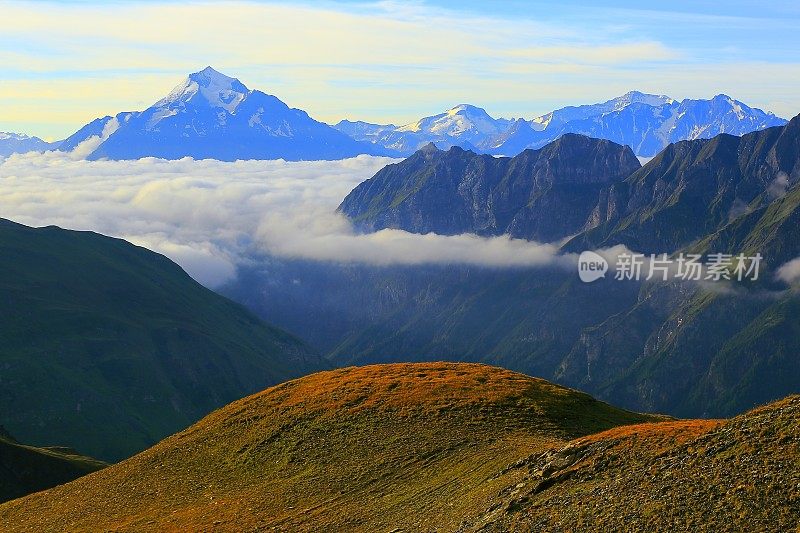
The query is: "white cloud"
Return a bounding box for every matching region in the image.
[259,220,566,267]
[3,149,778,290]
[2,1,799,139]
[0,1,696,139]
[776,257,800,284]
[0,151,569,286]
[767,171,790,200]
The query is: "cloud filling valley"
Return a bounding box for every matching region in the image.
[0,151,567,286]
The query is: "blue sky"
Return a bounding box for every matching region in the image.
[2,0,799,139]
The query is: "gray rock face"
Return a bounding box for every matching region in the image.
[339,134,641,243]
[568,114,800,253]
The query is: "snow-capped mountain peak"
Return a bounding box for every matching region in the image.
[397,104,510,139]
[0,131,56,156]
[0,132,32,141]
[612,90,675,110]
[706,94,753,120]
[56,66,388,161]
[446,103,487,116]
[158,66,249,114]
[530,90,676,130]
[337,91,787,159]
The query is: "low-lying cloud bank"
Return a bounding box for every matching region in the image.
[0,151,569,286]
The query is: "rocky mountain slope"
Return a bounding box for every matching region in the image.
[229,116,800,421]
[567,113,800,254]
[0,218,324,461]
[342,115,800,250]
[543,116,800,417]
[339,135,640,242]
[463,395,800,532]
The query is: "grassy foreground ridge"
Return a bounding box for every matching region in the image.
[4,362,796,531]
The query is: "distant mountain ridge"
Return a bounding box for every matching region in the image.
[0,132,56,157]
[337,104,513,155]
[3,79,786,161]
[335,91,787,157]
[522,94,787,157]
[531,90,676,130]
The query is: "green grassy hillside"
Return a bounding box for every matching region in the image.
[0,218,324,461]
[0,427,106,504]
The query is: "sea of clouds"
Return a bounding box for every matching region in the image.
[0,150,568,287]
[3,147,797,289]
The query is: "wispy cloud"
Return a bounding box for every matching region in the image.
[3,1,797,139]
[507,42,678,64]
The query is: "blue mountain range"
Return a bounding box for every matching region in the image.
[0,69,788,161]
[338,91,787,157]
[0,132,56,157]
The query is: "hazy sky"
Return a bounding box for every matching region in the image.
[2,0,799,140]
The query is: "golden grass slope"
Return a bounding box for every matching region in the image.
[0,362,657,532]
[2,363,796,532]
